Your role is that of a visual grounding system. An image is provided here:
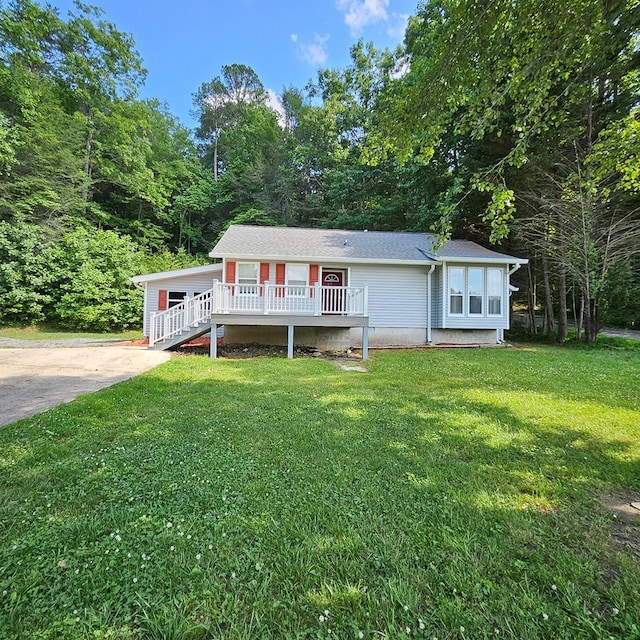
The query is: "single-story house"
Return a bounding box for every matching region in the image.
[132,225,527,358]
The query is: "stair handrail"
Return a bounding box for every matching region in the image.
[149,286,215,347]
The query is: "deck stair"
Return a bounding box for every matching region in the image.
[149,289,215,351]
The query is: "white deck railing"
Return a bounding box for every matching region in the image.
[150,281,367,347]
[217,282,367,316]
[149,289,213,347]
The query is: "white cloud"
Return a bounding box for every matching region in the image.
[295,33,330,66]
[290,33,298,43]
[386,12,409,41]
[265,89,286,128]
[337,0,389,36]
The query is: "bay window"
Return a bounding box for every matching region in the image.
[447,266,505,318]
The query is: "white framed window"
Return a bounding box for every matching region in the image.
[468,268,484,315]
[487,268,503,315]
[168,291,187,308]
[449,267,464,315]
[236,262,259,294]
[286,264,308,297]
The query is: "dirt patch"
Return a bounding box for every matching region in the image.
[172,342,365,361]
[600,489,640,559]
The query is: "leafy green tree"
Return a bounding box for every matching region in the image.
[0,220,55,325]
[193,64,265,181]
[52,228,144,331]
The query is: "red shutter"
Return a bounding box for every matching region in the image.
[309,264,319,298]
[275,263,285,297]
[158,290,167,311]
[260,262,270,283]
[225,261,236,283]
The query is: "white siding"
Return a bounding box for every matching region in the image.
[349,264,428,328]
[143,273,221,336]
[431,265,443,329]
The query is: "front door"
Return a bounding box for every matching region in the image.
[322,268,346,314]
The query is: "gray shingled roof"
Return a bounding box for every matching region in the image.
[210,225,526,264]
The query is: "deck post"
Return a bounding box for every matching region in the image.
[264,282,270,314]
[314,282,322,315]
[149,312,156,347]
[362,326,369,360]
[212,280,219,313]
[287,325,294,359]
[210,324,217,359]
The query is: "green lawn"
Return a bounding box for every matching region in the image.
[1,347,639,639]
[0,326,142,341]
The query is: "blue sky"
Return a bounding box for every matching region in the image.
[50,0,418,128]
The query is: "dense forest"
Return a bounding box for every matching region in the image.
[0,0,638,338]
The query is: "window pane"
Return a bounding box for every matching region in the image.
[488,296,501,315]
[469,295,482,314]
[468,269,483,296]
[237,263,258,284]
[487,269,502,315]
[487,269,502,296]
[168,292,186,308]
[286,264,308,286]
[449,268,464,295]
[449,268,464,314]
[468,268,483,314]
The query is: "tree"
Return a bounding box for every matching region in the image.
[52,227,144,331]
[372,0,640,341]
[0,220,55,325]
[193,64,265,181]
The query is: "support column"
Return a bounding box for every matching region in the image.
[287,325,294,359]
[362,326,369,360]
[210,325,217,359]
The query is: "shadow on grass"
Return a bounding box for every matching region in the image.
[0,350,639,638]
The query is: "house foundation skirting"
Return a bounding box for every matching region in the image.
[223,325,501,349]
[431,328,499,345]
[224,326,428,349]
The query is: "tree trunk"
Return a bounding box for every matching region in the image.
[584,298,598,344]
[557,266,568,341]
[82,120,93,205]
[557,229,568,341]
[213,133,219,181]
[541,253,555,336]
[577,294,584,340]
[527,261,538,335]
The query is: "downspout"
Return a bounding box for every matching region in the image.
[427,264,436,343]
[504,263,523,340]
[441,261,447,329]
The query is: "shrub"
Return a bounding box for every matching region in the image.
[52,228,144,331]
[0,220,55,325]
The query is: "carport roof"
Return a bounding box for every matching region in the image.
[131,263,222,285]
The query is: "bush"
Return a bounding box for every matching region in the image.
[52,228,144,331]
[0,221,55,325]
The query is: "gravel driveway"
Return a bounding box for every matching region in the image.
[0,342,170,427]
